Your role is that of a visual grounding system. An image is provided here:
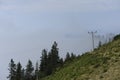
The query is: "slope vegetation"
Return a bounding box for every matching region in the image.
[42,38,120,80]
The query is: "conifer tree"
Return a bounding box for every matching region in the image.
[58,58,64,67]
[7,59,16,80]
[71,53,76,59]
[21,69,25,80]
[40,49,48,77]
[25,60,34,80]
[35,62,39,80]
[65,52,71,61]
[46,52,53,75]
[46,41,60,75]
[98,41,102,47]
[16,62,22,80]
[50,41,60,69]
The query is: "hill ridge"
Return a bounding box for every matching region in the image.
[41,39,120,80]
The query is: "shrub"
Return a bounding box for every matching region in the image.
[113,34,120,40]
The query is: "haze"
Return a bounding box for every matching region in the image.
[0,0,120,80]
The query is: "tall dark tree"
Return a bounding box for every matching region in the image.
[25,60,34,80]
[40,49,48,72]
[21,69,25,80]
[7,59,16,80]
[50,41,60,68]
[58,58,64,67]
[40,49,48,77]
[35,61,39,80]
[16,62,22,80]
[71,53,76,59]
[46,52,53,75]
[47,41,60,74]
[98,41,102,47]
[65,52,71,62]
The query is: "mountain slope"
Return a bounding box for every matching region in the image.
[41,39,120,80]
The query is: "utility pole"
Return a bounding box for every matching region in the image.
[88,31,97,51]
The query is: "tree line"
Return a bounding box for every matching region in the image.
[7,41,76,80]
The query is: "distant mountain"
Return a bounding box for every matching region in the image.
[41,34,120,80]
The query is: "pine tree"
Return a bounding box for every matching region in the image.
[71,53,76,59]
[65,52,71,62]
[7,59,16,80]
[58,58,64,67]
[25,60,34,80]
[50,41,60,69]
[16,62,22,80]
[35,62,39,80]
[40,49,48,77]
[40,49,48,72]
[98,41,102,47]
[46,52,53,75]
[46,41,60,75]
[21,69,25,80]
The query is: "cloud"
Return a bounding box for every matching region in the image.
[0,0,120,13]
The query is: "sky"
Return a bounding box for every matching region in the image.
[0,0,120,80]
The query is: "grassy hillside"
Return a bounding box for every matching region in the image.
[41,38,120,80]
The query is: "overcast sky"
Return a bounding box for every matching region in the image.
[0,0,120,80]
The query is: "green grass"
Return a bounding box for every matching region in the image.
[41,39,120,80]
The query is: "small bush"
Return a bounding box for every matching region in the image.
[113,34,120,40]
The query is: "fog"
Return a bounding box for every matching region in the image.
[0,0,120,80]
